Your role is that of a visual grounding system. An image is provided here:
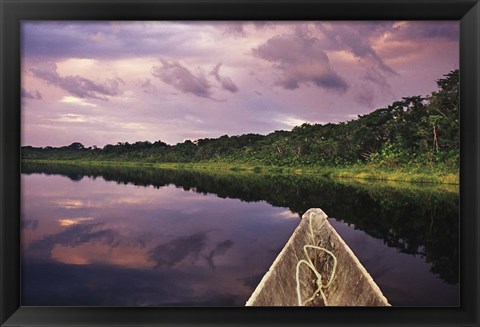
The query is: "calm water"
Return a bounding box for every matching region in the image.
[21,163,459,306]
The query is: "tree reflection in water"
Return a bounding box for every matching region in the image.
[22,162,459,286]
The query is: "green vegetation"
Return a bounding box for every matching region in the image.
[22,159,458,184]
[22,70,459,184]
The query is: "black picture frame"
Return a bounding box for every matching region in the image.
[1,0,479,326]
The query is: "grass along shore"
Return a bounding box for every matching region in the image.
[22,159,459,185]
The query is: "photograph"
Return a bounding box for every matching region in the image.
[20,20,460,307]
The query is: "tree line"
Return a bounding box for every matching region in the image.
[22,70,459,171]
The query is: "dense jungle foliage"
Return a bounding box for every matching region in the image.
[22,70,459,173]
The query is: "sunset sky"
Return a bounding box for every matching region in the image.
[21,21,459,147]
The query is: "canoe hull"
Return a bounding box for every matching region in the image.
[246,208,390,306]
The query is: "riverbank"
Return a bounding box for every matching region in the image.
[22,159,459,185]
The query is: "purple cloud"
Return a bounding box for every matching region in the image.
[253,22,274,30]
[354,84,375,108]
[391,21,459,41]
[22,22,195,60]
[211,64,239,93]
[252,29,348,92]
[223,24,246,38]
[21,88,42,100]
[152,60,213,99]
[317,23,396,75]
[211,22,276,38]
[139,78,158,95]
[208,22,246,38]
[30,62,122,100]
[21,21,459,148]
[362,65,393,95]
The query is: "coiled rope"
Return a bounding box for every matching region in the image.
[295,215,337,306]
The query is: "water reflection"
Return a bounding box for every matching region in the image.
[21,162,459,306]
[21,170,299,306]
[329,219,459,306]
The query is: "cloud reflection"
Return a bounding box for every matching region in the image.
[58,216,94,227]
[147,232,209,268]
[27,222,117,260]
[204,239,234,270]
[22,219,39,230]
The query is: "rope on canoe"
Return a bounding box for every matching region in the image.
[295,214,337,306]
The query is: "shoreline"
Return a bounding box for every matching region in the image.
[21,159,459,185]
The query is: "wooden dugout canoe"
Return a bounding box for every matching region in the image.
[245,208,390,306]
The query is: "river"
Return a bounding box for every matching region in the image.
[21,163,459,306]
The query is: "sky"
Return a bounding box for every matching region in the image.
[21,21,459,147]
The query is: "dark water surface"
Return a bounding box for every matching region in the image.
[21,163,459,306]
